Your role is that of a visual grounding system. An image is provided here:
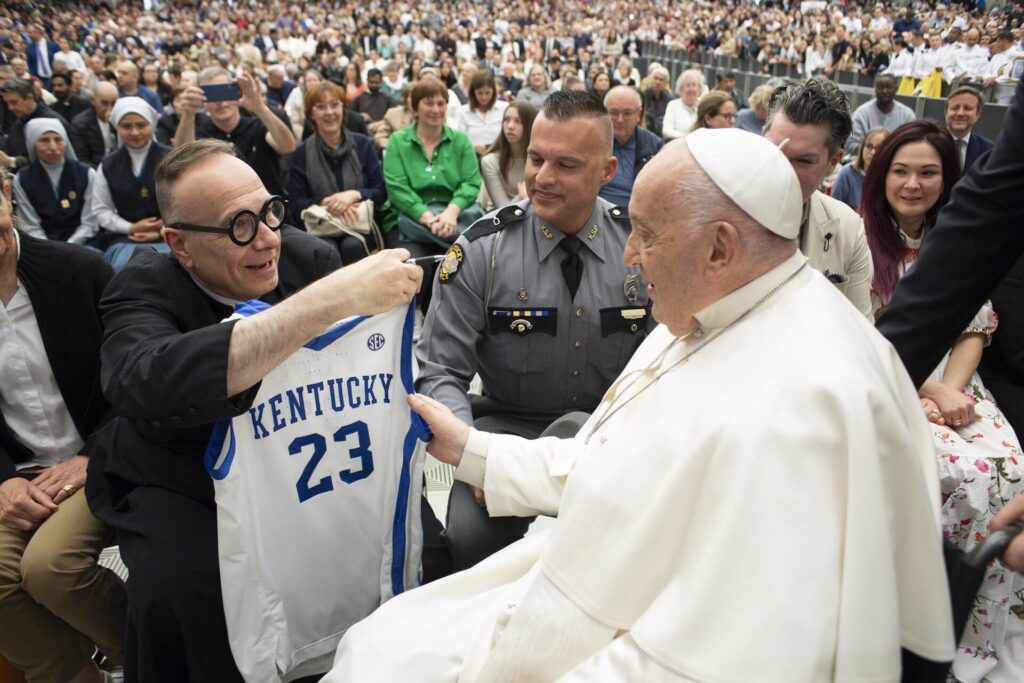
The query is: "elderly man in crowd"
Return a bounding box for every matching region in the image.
[599,85,664,206]
[69,81,118,167]
[846,73,916,156]
[85,139,422,681]
[324,128,955,682]
[763,79,873,318]
[417,90,651,573]
[175,68,296,197]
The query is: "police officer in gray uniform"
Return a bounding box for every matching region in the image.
[416,90,654,571]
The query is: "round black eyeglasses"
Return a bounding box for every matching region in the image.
[169,196,287,246]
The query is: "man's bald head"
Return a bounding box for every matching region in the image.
[91,81,118,120]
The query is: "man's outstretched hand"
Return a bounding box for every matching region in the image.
[408,394,469,467]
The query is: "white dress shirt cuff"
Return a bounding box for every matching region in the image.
[454,428,490,488]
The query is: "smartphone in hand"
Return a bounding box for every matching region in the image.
[200,82,242,102]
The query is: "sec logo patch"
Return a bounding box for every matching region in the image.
[367,333,386,351]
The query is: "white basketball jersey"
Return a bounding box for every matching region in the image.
[205,301,429,682]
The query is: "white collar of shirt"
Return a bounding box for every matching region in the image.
[127,142,151,176]
[694,250,807,332]
[1,229,85,464]
[189,273,243,307]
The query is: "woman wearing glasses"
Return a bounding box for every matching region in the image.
[689,91,737,132]
[287,81,388,264]
[88,97,171,269]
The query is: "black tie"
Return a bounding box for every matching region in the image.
[559,237,584,300]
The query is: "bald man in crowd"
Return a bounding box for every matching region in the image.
[324,129,954,682]
[70,81,118,167]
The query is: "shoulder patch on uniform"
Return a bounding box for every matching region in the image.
[463,204,528,242]
[609,205,630,221]
[438,244,464,284]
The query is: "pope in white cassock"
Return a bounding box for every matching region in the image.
[324,129,956,681]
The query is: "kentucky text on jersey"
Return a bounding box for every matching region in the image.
[248,373,396,440]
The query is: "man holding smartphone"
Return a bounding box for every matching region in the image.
[174,68,296,197]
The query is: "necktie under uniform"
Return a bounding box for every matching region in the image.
[559,236,584,300]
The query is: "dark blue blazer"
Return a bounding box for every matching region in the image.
[25,38,60,79]
[286,133,386,223]
[877,80,1024,386]
[964,132,994,173]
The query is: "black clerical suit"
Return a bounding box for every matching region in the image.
[85,226,341,682]
[877,79,1024,387]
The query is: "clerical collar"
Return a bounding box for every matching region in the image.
[693,250,807,332]
[189,273,242,307]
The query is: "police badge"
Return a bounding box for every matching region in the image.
[438,244,464,283]
[623,273,640,304]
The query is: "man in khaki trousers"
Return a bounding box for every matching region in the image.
[0,167,126,683]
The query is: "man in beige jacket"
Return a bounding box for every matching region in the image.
[763,78,874,318]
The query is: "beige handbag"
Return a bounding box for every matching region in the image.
[301,201,384,255]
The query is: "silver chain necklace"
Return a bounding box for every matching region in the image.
[584,263,806,444]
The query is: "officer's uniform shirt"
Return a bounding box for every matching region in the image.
[416,198,651,425]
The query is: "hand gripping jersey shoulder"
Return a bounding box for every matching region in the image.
[205,301,430,682]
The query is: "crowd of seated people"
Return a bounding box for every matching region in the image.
[1,0,1024,680]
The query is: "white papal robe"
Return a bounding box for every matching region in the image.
[325,251,956,682]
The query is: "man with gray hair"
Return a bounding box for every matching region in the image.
[599,85,664,206]
[86,138,422,680]
[642,64,674,137]
[324,128,955,682]
[763,78,874,317]
[175,67,296,196]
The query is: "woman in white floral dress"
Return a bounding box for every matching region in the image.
[864,120,1024,683]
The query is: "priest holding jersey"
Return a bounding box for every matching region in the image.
[325,129,956,681]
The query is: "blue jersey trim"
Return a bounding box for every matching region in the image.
[391,298,429,595]
[205,419,236,480]
[231,299,369,352]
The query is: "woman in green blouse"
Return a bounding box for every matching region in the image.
[383,77,483,252]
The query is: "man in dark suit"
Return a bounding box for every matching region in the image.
[85,139,422,681]
[24,24,60,86]
[69,81,118,168]
[253,23,277,57]
[945,86,993,173]
[0,78,69,171]
[0,171,126,683]
[48,73,89,123]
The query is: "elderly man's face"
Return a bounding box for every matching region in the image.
[10,59,27,78]
[526,113,617,232]
[606,88,641,144]
[624,145,705,335]
[764,112,839,201]
[167,154,282,300]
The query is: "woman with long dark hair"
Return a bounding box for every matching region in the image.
[864,120,1024,682]
[480,100,536,208]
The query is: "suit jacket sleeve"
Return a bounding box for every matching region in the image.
[877,80,1024,386]
[99,256,257,428]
